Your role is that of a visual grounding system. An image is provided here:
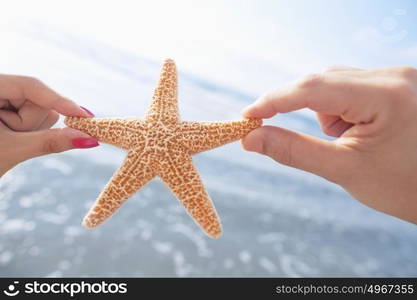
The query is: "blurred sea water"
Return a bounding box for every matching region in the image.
[0,25,417,277]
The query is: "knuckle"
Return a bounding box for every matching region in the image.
[41,136,62,154]
[265,136,294,167]
[388,79,416,101]
[393,66,417,80]
[277,147,293,167]
[379,79,416,120]
[296,73,324,90]
[20,75,42,86]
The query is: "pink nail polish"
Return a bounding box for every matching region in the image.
[80,106,95,117]
[72,138,99,149]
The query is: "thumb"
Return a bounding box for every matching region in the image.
[14,127,99,160]
[241,125,352,183]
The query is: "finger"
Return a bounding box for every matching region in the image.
[324,66,364,73]
[0,98,25,110]
[37,111,60,130]
[0,99,16,109]
[0,75,93,117]
[12,127,100,161]
[242,73,384,124]
[19,102,50,130]
[0,119,11,131]
[0,103,49,131]
[0,109,18,129]
[241,125,353,183]
[0,102,51,131]
[316,113,353,137]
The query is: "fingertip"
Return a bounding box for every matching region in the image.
[242,97,278,119]
[242,102,270,119]
[241,104,256,118]
[241,127,265,153]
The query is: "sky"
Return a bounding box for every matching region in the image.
[1,0,417,96]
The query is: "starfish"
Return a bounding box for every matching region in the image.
[65,59,262,238]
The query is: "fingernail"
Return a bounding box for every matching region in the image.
[80,106,95,117]
[72,138,99,149]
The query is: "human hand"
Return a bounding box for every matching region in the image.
[0,75,99,177]
[242,66,417,224]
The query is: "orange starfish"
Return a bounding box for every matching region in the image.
[65,59,262,238]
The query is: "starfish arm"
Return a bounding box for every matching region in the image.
[145,59,179,125]
[179,118,262,154]
[65,117,147,149]
[83,151,156,228]
[159,153,222,238]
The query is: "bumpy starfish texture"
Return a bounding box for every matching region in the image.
[65,59,262,238]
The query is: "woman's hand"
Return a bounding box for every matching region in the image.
[0,75,99,177]
[242,66,417,224]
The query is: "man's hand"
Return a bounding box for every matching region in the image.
[0,75,99,177]
[242,66,417,224]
